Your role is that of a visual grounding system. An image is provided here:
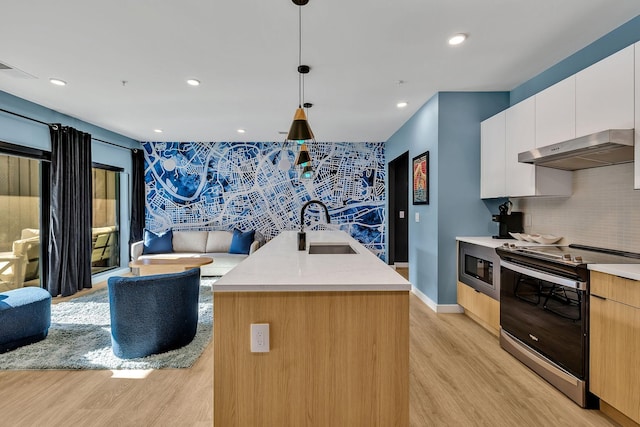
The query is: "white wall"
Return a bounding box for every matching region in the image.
[512,163,640,252]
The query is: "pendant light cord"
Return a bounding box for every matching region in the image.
[298,6,303,107]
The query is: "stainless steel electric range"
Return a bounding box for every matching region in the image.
[495,243,640,407]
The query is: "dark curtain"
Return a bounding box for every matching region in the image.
[47,125,93,297]
[129,148,146,244]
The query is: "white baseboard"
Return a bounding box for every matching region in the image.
[436,303,465,314]
[411,285,464,314]
[394,262,409,268]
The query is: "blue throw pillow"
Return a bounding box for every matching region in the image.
[142,229,173,254]
[229,229,255,255]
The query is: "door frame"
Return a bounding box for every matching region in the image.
[387,151,409,266]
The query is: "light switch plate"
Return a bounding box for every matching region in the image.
[415,212,420,222]
[251,323,270,353]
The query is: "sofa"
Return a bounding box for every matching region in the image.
[131,230,263,276]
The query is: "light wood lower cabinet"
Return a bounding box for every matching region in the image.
[457,281,499,336]
[590,271,640,425]
[214,291,410,427]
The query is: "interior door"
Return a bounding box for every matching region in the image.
[388,152,408,265]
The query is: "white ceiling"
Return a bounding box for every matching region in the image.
[1,1,639,143]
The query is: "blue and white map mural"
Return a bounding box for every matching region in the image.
[142,141,386,258]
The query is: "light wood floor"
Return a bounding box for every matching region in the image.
[396,266,409,280]
[0,275,618,426]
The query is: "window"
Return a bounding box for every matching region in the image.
[1,143,125,287]
[0,147,47,291]
[91,165,121,274]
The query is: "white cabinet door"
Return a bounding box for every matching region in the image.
[506,97,536,197]
[481,112,506,198]
[635,42,640,190]
[576,45,634,137]
[535,76,575,148]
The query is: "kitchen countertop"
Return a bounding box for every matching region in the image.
[456,236,545,249]
[588,264,640,281]
[214,230,412,292]
[457,237,640,281]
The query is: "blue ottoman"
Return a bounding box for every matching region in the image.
[0,287,52,353]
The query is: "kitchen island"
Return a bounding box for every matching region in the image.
[213,230,411,427]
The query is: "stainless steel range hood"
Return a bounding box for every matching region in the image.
[518,129,634,171]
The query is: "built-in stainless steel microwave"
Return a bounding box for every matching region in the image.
[458,241,500,301]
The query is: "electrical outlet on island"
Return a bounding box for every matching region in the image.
[251,323,270,353]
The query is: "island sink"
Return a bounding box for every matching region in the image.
[308,243,357,254]
[298,199,331,250]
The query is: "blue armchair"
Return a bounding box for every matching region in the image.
[107,268,200,359]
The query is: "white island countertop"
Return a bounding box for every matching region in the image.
[214,230,412,292]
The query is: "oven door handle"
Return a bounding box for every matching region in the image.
[500,260,587,291]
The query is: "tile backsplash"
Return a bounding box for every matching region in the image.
[512,163,640,253]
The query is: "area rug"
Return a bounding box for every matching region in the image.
[0,279,214,370]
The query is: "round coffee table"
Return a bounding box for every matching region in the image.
[129,257,213,276]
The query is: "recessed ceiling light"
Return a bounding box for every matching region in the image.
[397,102,408,109]
[448,33,467,46]
[154,129,163,133]
[237,129,246,134]
[49,78,67,86]
[186,79,200,86]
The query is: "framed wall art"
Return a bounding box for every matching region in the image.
[412,151,429,205]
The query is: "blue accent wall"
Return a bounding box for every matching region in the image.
[386,94,440,300]
[385,92,509,304]
[143,141,387,258]
[511,15,640,105]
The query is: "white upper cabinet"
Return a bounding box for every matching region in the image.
[504,96,571,198]
[575,45,634,137]
[635,42,640,190]
[506,97,536,197]
[481,44,636,198]
[480,111,506,198]
[535,76,576,147]
[480,97,571,199]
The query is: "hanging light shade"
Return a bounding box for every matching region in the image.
[294,142,311,166]
[300,165,314,180]
[288,107,314,141]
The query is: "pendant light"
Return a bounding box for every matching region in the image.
[288,67,313,142]
[287,0,315,179]
[300,164,314,179]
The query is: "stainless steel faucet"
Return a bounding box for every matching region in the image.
[298,200,331,250]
